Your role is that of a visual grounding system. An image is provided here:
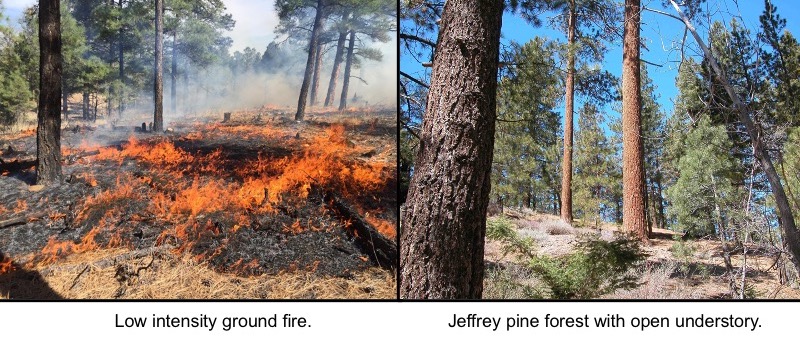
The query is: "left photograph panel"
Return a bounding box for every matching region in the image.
[0,0,397,300]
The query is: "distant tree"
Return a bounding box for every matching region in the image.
[0,14,34,125]
[153,0,164,132]
[491,39,562,213]
[276,0,327,121]
[573,103,614,228]
[36,0,63,185]
[400,0,503,299]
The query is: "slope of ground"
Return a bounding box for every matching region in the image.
[484,208,800,299]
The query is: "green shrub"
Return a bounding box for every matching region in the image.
[486,216,535,258]
[528,235,646,299]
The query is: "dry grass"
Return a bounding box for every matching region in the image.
[1,248,395,300]
[606,262,704,299]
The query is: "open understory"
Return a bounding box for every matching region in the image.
[0,106,397,299]
[484,208,800,299]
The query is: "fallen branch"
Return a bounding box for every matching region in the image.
[322,191,397,269]
[0,212,47,229]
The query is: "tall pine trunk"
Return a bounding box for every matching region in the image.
[560,0,576,225]
[622,0,649,242]
[400,0,503,299]
[82,88,89,120]
[153,0,164,132]
[171,31,177,116]
[295,0,325,121]
[309,41,323,106]
[36,0,63,185]
[118,0,124,119]
[338,30,355,111]
[324,25,348,107]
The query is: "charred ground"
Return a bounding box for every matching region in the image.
[0,107,397,299]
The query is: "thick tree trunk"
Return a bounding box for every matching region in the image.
[295,0,325,121]
[153,0,164,132]
[36,0,63,185]
[669,0,800,275]
[560,0,576,225]
[171,31,177,116]
[622,0,648,243]
[338,30,356,111]
[309,41,323,106]
[324,28,348,107]
[400,0,503,299]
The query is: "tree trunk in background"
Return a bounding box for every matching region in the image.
[324,27,348,107]
[153,0,164,132]
[560,0,576,225]
[309,41,323,106]
[295,0,325,121]
[669,0,800,276]
[338,30,355,111]
[400,0,503,299]
[171,31,177,116]
[622,0,648,243]
[82,88,89,119]
[61,88,68,118]
[118,0,124,119]
[36,0,63,185]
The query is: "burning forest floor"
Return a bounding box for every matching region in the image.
[0,106,397,299]
[483,209,800,299]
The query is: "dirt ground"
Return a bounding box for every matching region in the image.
[484,208,800,299]
[0,106,397,299]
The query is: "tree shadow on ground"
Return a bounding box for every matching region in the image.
[0,251,62,300]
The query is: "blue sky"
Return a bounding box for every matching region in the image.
[402,0,800,124]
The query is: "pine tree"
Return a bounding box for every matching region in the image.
[492,39,562,212]
[400,0,503,299]
[36,0,63,185]
[666,117,741,237]
[573,103,614,228]
[621,0,648,242]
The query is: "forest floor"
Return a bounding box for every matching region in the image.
[484,208,800,299]
[0,105,397,299]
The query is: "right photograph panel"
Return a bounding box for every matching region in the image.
[399,0,800,300]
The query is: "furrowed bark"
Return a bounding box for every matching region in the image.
[622,0,648,243]
[400,0,503,299]
[36,0,63,185]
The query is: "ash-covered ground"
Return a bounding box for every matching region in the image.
[0,107,397,285]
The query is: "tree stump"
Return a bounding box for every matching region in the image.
[223,112,231,123]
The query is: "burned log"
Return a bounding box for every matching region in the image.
[322,191,396,269]
[0,212,47,229]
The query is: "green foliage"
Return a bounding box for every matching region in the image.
[782,130,800,225]
[669,237,709,277]
[0,15,33,124]
[528,235,646,299]
[666,116,742,237]
[492,38,562,212]
[573,103,614,225]
[486,216,536,259]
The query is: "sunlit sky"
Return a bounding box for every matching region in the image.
[402,0,800,123]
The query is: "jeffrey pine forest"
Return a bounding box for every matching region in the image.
[0,0,397,299]
[400,0,800,299]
